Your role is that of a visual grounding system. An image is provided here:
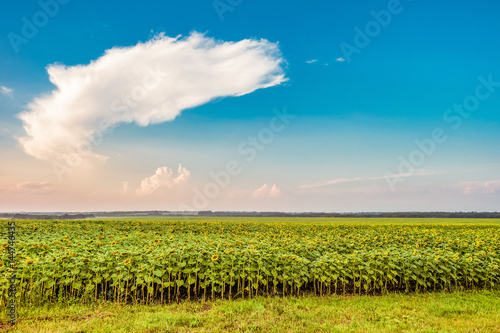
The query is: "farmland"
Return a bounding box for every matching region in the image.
[1,217,500,309]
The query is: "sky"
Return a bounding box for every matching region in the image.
[0,0,499,212]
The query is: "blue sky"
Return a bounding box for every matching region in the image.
[0,0,499,212]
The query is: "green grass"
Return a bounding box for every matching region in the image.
[2,291,500,332]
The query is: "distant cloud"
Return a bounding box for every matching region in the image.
[137,164,190,195]
[301,177,367,189]
[252,184,281,198]
[1,85,13,97]
[306,59,318,64]
[463,181,500,195]
[336,57,346,62]
[301,169,435,189]
[18,32,286,163]
[16,181,54,193]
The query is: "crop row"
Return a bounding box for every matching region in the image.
[1,219,499,305]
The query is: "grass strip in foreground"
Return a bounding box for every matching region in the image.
[1,291,500,332]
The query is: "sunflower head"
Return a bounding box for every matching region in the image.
[211,254,219,261]
[124,258,131,265]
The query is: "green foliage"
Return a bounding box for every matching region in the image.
[1,219,499,305]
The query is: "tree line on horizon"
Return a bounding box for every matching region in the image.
[1,211,500,220]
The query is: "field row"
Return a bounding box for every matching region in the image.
[1,219,499,305]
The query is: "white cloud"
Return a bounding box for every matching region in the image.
[1,85,13,97]
[252,184,281,198]
[301,177,366,189]
[463,181,500,195]
[18,32,286,163]
[301,169,436,189]
[306,59,317,64]
[336,57,346,62]
[16,181,53,193]
[137,164,190,196]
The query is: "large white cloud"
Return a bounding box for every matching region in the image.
[137,164,190,196]
[18,32,286,162]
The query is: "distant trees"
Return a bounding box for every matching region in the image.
[195,211,500,219]
[0,213,95,220]
[1,211,499,219]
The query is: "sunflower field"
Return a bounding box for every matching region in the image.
[1,219,499,306]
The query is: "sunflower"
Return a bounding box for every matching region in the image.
[211,254,219,261]
[124,258,131,265]
[225,249,233,254]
